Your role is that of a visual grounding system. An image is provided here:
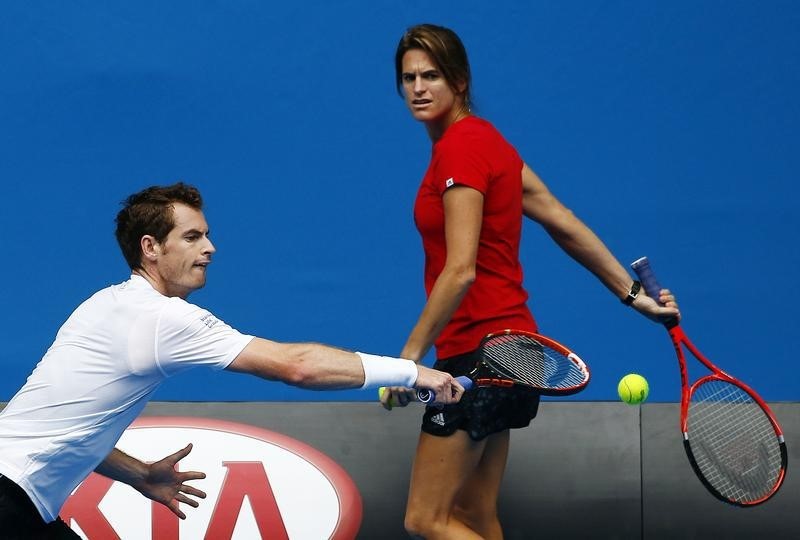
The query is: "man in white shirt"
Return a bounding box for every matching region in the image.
[0,183,464,538]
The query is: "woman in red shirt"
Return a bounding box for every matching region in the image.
[381,24,679,539]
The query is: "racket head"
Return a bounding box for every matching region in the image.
[683,375,787,506]
[478,329,590,396]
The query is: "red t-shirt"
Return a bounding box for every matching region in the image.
[414,116,537,359]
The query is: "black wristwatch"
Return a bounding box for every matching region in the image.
[621,280,641,306]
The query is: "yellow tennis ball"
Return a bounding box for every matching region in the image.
[378,386,393,410]
[618,373,649,405]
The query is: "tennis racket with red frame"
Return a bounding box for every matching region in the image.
[418,329,590,402]
[631,256,787,506]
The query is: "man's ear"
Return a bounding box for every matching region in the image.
[140,235,160,262]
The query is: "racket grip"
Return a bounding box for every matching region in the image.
[417,376,473,403]
[630,256,663,305]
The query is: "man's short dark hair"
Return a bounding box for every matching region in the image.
[115,182,203,270]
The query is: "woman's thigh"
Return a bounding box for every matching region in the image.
[406,430,489,520]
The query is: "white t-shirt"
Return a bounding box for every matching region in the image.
[0,275,254,522]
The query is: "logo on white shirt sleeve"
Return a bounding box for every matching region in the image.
[200,313,220,329]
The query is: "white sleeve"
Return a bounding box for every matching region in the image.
[154,298,254,377]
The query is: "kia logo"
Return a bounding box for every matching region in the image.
[61,417,362,539]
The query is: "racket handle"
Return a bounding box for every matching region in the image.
[631,256,680,328]
[417,376,473,403]
[630,256,663,303]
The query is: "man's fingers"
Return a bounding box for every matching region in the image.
[178,470,206,482]
[175,492,200,508]
[169,501,187,520]
[430,378,453,404]
[166,443,193,464]
[180,484,207,499]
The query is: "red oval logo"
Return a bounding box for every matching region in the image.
[61,417,362,539]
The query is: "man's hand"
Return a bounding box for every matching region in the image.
[133,443,207,519]
[414,366,465,405]
[380,367,465,410]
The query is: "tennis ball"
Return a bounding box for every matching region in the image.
[378,386,393,410]
[618,373,649,405]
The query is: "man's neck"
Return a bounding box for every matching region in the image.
[132,268,190,299]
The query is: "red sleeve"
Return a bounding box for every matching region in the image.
[431,131,492,196]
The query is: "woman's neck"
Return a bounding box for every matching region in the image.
[425,105,471,142]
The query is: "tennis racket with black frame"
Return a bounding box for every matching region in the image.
[631,256,787,506]
[418,329,590,403]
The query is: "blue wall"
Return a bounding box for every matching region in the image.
[1,1,798,402]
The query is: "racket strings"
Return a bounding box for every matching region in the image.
[482,335,586,390]
[687,380,783,503]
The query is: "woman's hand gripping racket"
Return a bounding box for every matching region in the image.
[632,256,787,506]
[417,329,590,403]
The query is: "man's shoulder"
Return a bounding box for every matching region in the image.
[77,276,177,318]
[157,296,220,334]
[94,275,217,328]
